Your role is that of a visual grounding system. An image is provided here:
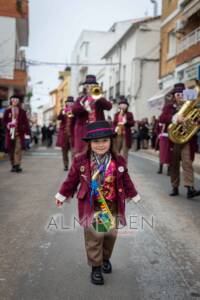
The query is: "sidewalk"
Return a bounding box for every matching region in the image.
[131,148,200,175]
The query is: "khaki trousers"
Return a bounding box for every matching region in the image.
[115,135,128,161]
[62,136,73,168]
[84,202,118,266]
[170,143,194,188]
[84,227,117,267]
[10,136,22,166]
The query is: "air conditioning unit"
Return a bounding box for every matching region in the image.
[175,20,187,33]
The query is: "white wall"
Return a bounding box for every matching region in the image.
[70,20,133,98]
[100,18,161,120]
[0,17,16,80]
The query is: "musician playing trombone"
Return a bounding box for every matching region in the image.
[3,95,30,173]
[71,75,112,155]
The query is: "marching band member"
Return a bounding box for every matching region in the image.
[3,95,30,173]
[72,75,112,155]
[159,83,200,198]
[113,96,134,161]
[56,96,75,171]
[55,120,140,285]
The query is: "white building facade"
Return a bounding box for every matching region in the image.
[99,17,161,120]
[0,8,29,109]
[70,20,134,98]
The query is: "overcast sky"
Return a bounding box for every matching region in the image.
[27,0,162,110]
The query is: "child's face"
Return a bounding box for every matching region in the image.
[91,138,111,156]
[11,98,19,106]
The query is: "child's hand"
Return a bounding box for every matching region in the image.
[127,194,141,204]
[55,199,64,207]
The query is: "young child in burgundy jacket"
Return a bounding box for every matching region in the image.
[55,120,141,285]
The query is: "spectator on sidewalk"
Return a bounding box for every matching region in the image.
[139,118,149,149]
[0,109,5,152]
[149,116,158,149]
[41,124,47,145]
[31,124,40,145]
[46,122,55,147]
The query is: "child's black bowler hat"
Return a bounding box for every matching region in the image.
[82,120,116,141]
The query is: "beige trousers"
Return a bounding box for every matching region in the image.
[84,227,117,266]
[84,202,118,266]
[10,136,22,166]
[170,143,194,188]
[115,135,128,162]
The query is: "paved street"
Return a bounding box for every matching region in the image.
[1,147,200,300]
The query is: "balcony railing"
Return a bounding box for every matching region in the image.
[177,26,200,54]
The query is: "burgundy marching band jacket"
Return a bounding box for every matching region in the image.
[56,152,140,227]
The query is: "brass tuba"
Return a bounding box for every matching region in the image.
[89,84,103,100]
[168,85,200,144]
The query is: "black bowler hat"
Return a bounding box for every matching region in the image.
[65,96,74,103]
[9,94,24,105]
[82,75,98,85]
[172,83,185,95]
[82,120,116,141]
[119,95,129,106]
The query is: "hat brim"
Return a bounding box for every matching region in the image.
[81,81,98,85]
[119,101,129,106]
[82,130,117,141]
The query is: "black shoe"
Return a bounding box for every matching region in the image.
[167,166,170,176]
[91,266,104,285]
[169,187,179,196]
[15,165,22,173]
[187,187,200,199]
[10,165,17,172]
[102,260,112,274]
[157,164,163,174]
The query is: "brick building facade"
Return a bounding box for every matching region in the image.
[160,0,200,89]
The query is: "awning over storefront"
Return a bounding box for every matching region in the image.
[147,86,173,110]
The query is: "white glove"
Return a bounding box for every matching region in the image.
[127,194,141,204]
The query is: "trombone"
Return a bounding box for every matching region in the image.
[89,84,103,100]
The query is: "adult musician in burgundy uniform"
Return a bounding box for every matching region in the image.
[3,95,30,173]
[72,75,112,155]
[113,96,134,161]
[56,96,75,170]
[159,83,200,199]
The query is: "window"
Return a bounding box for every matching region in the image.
[167,31,176,59]
[80,42,89,58]
[109,86,114,99]
[115,70,119,83]
[123,65,126,93]
[115,82,120,98]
